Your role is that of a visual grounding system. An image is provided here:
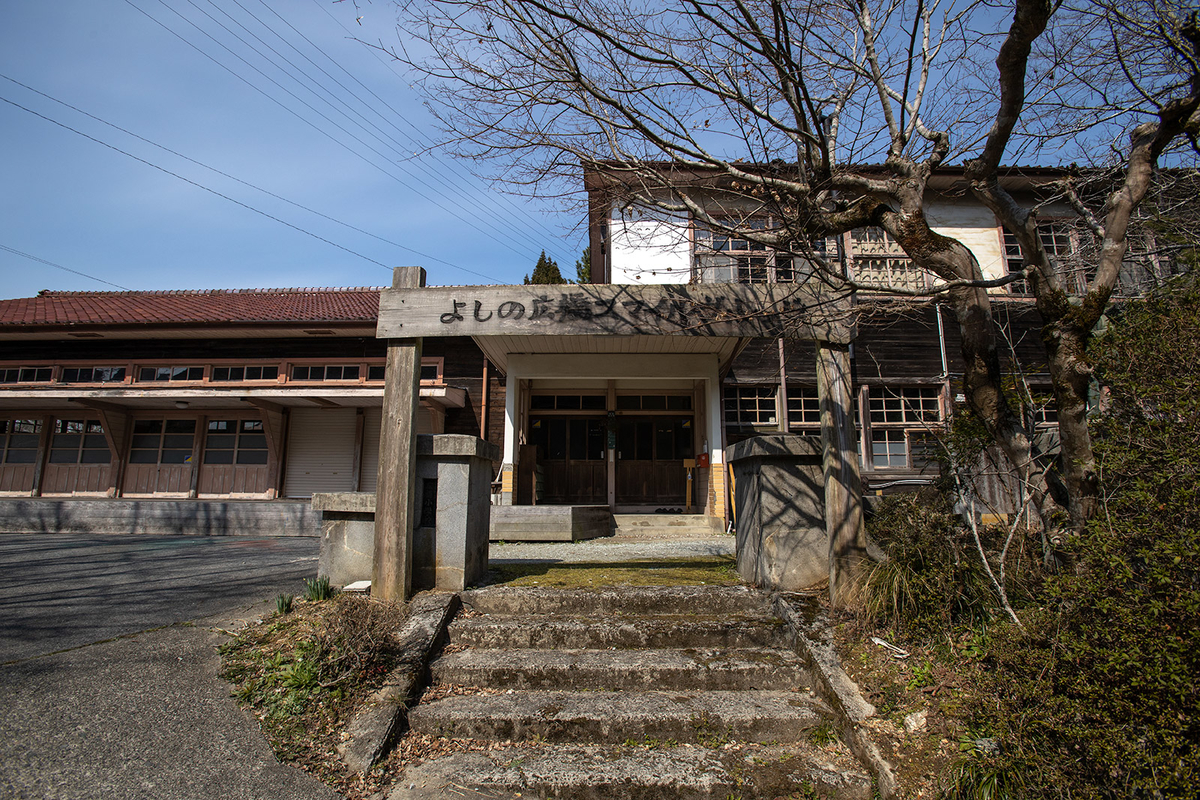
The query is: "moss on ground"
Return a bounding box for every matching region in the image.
[484,555,740,588]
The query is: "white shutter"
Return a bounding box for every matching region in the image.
[283,408,357,498]
[359,407,383,493]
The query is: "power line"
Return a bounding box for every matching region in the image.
[131,0,555,267]
[0,244,131,291]
[214,0,566,261]
[0,73,503,284]
[0,93,479,275]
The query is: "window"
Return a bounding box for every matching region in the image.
[0,419,41,464]
[0,367,52,383]
[129,419,196,464]
[864,386,944,470]
[364,358,434,382]
[787,388,822,427]
[871,428,909,468]
[693,220,805,284]
[850,228,932,291]
[724,386,777,426]
[49,420,110,464]
[367,365,386,381]
[291,365,361,381]
[210,365,279,382]
[138,366,205,382]
[203,420,269,465]
[868,387,941,424]
[1002,222,1091,294]
[1002,230,1029,295]
[59,366,126,384]
[531,394,607,411]
[615,395,691,412]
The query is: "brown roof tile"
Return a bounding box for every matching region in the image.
[0,288,383,328]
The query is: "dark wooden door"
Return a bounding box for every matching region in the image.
[615,416,693,505]
[527,416,606,504]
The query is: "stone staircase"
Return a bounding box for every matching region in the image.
[391,586,873,799]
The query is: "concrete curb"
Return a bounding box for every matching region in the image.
[773,593,899,799]
[340,591,460,772]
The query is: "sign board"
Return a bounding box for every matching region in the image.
[377,283,852,343]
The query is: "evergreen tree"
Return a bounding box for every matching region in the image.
[526,250,566,284]
[574,247,591,284]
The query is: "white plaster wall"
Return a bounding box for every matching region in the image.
[926,201,1006,281]
[608,204,692,285]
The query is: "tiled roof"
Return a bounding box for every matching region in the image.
[0,288,383,327]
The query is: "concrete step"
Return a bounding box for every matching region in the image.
[407,689,829,744]
[431,647,810,692]
[448,614,790,650]
[388,742,874,800]
[611,513,726,537]
[460,585,776,618]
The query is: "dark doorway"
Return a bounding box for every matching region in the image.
[615,416,693,505]
[527,416,607,503]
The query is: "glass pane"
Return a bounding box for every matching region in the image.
[236,450,269,465]
[208,420,233,432]
[342,366,360,380]
[641,395,666,411]
[635,421,653,460]
[547,418,567,460]
[52,434,82,449]
[49,450,79,464]
[9,434,39,449]
[587,420,605,460]
[80,449,111,464]
[204,450,234,465]
[165,420,196,434]
[556,395,581,410]
[162,434,194,450]
[129,450,159,464]
[241,420,263,432]
[569,419,587,460]
[131,434,161,450]
[530,395,555,410]
[205,434,236,450]
[666,396,692,411]
[83,434,108,449]
[139,367,157,381]
[238,434,267,450]
[134,420,162,434]
[420,364,439,381]
[367,366,385,381]
[581,395,606,411]
[292,366,309,380]
[212,367,230,381]
[5,449,38,464]
[160,450,191,464]
[616,396,640,410]
[655,421,675,460]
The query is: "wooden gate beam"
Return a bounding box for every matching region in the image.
[372,267,426,602]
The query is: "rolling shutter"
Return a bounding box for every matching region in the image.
[283,408,356,497]
[359,407,383,493]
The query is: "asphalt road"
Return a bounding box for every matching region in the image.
[0,533,341,800]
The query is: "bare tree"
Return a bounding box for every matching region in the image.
[388,0,1199,557]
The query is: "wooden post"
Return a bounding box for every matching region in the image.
[817,341,867,608]
[373,267,426,602]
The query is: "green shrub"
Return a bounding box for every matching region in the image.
[977,278,1200,798]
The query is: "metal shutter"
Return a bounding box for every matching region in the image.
[359,407,383,493]
[283,408,357,498]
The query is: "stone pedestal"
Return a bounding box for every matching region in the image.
[728,435,826,591]
[413,434,500,591]
[315,434,500,592]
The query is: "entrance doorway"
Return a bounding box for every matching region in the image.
[527,416,606,504]
[615,416,693,506]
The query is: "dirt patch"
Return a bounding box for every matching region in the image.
[219,594,409,799]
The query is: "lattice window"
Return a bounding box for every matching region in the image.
[49,420,110,464]
[869,387,942,424]
[138,366,205,382]
[59,366,126,384]
[203,419,269,465]
[0,367,52,383]
[724,386,778,426]
[850,227,932,292]
[0,419,42,464]
[210,365,279,382]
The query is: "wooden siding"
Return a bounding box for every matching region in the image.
[0,464,36,494]
[198,464,270,496]
[41,464,112,495]
[122,463,193,496]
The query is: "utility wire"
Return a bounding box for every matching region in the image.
[0,73,502,284]
[215,0,563,260]
[134,0,549,266]
[0,93,491,276]
[0,244,131,290]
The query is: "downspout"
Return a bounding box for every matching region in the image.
[480,359,489,441]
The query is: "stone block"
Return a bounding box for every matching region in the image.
[728,434,826,591]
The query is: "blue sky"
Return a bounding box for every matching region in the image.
[0,1,585,300]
